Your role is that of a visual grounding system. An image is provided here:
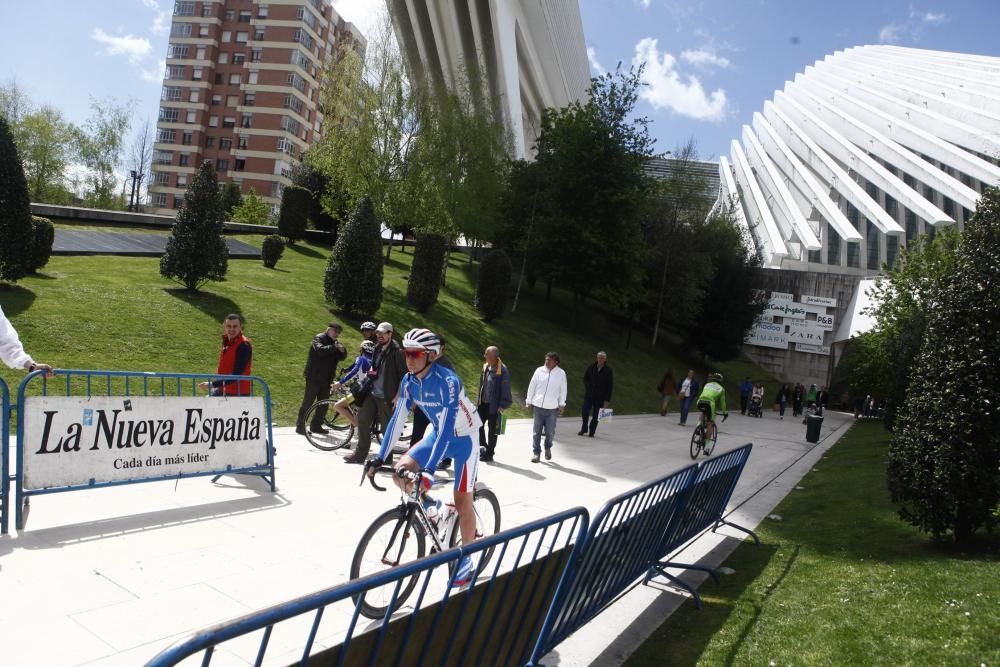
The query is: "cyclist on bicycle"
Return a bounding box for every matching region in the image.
[696,373,729,445]
[365,328,483,586]
[329,340,377,429]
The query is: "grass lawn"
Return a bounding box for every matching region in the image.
[1,236,775,425]
[625,421,1000,666]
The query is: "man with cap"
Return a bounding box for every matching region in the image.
[296,322,347,435]
[346,322,406,464]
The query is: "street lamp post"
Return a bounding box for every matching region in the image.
[128,170,138,212]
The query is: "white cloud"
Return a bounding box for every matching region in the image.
[92,28,153,64]
[587,47,606,75]
[141,59,166,83]
[632,37,727,121]
[140,0,171,35]
[878,6,948,44]
[636,0,652,8]
[331,0,387,41]
[680,49,731,69]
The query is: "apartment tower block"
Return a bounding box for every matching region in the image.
[150,0,364,215]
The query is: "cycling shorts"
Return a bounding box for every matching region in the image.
[406,432,478,494]
[697,399,716,423]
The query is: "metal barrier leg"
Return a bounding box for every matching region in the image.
[643,563,710,610]
[714,518,760,544]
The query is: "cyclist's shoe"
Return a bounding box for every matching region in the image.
[451,556,475,587]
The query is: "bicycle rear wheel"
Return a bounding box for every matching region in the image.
[304,400,354,451]
[449,488,502,572]
[689,425,703,459]
[350,506,426,619]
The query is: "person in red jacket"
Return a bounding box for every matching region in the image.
[199,313,253,396]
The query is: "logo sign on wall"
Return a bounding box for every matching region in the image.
[796,343,831,355]
[22,395,267,490]
[745,321,788,349]
[763,300,807,320]
[801,294,837,308]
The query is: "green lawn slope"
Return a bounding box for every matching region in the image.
[0,235,776,425]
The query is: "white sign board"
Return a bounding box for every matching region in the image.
[787,328,827,345]
[770,291,794,302]
[801,294,837,308]
[22,395,268,490]
[815,313,835,331]
[796,343,831,355]
[763,300,808,320]
[787,319,827,337]
[745,322,789,349]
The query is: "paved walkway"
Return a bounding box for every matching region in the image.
[0,409,853,666]
[53,230,261,258]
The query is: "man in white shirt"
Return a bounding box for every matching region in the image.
[525,351,567,463]
[0,304,52,374]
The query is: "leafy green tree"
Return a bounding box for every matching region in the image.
[18,106,77,204]
[28,215,54,273]
[475,249,512,321]
[888,187,1000,543]
[261,234,284,269]
[406,232,447,313]
[681,205,765,361]
[325,196,383,316]
[160,161,228,291]
[291,158,339,235]
[78,97,133,210]
[220,182,243,218]
[231,187,269,226]
[277,184,310,244]
[0,116,33,283]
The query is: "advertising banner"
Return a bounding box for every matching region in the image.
[763,299,807,320]
[795,343,831,355]
[745,322,789,349]
[800,294,838,308]
[22,395,268,490]
[787,328,828,346]
[815,313,835,331]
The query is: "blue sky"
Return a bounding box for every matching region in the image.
[1,1,998,162]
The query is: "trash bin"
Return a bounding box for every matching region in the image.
[806,413,824,443]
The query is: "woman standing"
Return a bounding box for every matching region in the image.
[657,369,676,416]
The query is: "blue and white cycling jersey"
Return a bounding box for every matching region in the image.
[337,354,372,384]
[378,363,482,489]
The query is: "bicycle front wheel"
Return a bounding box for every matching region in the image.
[304,400,354,451]
[689,425,703,459]
[350,506,426,619]
[449,488,502,572]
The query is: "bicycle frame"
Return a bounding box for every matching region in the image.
[366,469,457,564]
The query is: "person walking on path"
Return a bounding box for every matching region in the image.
[0,303,53,375]
[345,322,405,464]
[296,322,347,435]
[526,352,567,463]
[477,346,512,462]
[792,383,804,417]
[739,376,753,415]
[199,313,252,396]
[579,351,613,438]
[776,383,790,419]
[677,370,700,425]
[657,369,676,416]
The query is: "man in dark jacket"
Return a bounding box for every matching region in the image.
[296,323,347,435]
[478,345,512,462]
[346,322,407,464]
[579,351,613,438]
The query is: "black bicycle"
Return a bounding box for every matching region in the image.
[303,386,412,452]
[690,403,726,459]
[350,468,501,619]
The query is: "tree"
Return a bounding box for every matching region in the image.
[28,216,55,273]
[277,184,310,244]
[160,161,228,291]
[291,157,339,235]
[220,182,243,218]
[887,187,1000,543]
[17,105,78,205]
[406,232,447,313]
[325,196,383,316]
[126,120,153,212]
[78,97,133,210]
[680,205,766,361]
[475,249,512,321]
[231,187,269,226]
[261,234,285,269]
[0,116,33,283]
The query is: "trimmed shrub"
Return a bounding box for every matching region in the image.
[160,161,228,291]
[277,184,310,245]
[0,116,33,283]
[261,234,284,268]
[887,186,1000,543]
[220,181,243,218]
[28,215,54,273]
[231,187,269,226]
[406,233,447,313]
[475,249,512,321]
[324,196,382,316]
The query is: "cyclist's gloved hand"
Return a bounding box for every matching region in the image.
[722,413,729,422]
[418,471,435,492]
[364,455,384,472]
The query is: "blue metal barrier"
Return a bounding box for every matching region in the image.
[647,442,759,607]
[529,463,699,663]
[146,506,589,667]
[1,377,9,534]
[14,369,275,531]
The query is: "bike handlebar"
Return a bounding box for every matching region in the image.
[360,466,386,491]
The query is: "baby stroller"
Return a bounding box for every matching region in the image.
[747,394,763,418]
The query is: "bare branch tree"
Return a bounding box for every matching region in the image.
[127,119,154,212]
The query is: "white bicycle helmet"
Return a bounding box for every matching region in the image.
[360,321,377,332]
[360,340,377,355]
[402,328,442,354]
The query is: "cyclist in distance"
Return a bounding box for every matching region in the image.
[696,373,729,445]
[365,328,483,585]
[329,340,377,429]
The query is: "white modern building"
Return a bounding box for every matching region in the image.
[386,0,591,158]
[717,44,1000,275]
